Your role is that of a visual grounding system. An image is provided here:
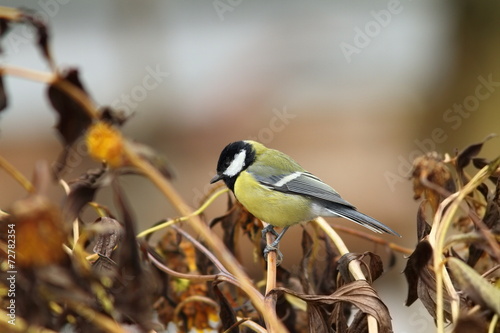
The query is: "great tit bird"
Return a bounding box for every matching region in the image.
[210,140,400,261]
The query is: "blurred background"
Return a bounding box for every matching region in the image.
[1,1,500,332]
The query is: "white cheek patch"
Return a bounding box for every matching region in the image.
[224,150,246,177]
[274,172,303,187]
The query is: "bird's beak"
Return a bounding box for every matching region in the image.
[210,174,223,184]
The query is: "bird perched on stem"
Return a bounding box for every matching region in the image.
[211,140,400,263]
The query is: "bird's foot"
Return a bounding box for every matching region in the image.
[261,224,279,238]
[263,243,283,266]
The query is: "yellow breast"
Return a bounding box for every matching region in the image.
[234,171,314,227]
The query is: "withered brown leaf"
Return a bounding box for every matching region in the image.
[48,68,93,146]
[24,13,51,65]
[210,194,239,254]
[213,282,238,332]
[316,235,340,295]
[416,201,432,241]
[271,280,393,332]
[110,180,157,330]
[411,152,454,213]
[299,227,315,293]
[456,134,496,171]
[64,166,109,221]
[403,240,433,306]
[337,252,384,284]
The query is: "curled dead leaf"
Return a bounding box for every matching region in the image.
[270,280,393,332]
[48,68,93,146]
[411,152,454,213]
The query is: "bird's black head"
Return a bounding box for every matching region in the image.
[210,141,256,191]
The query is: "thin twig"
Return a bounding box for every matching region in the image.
[264,223,278,295]
[172,225,230,274]
[235,317,268,333]
[2,65,99,120]
[148,251,217,282]
[136,187,229,238]
[489,314,499,333]
[262,222,279,333]
[0,154,35,193]
[1,65,55,83]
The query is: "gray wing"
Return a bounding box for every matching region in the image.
[252,171,355,208]
[252,170,401,236]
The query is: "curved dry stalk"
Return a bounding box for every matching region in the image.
[172,225,230,274]
[136,187,229,238]
[1,65,55,84]
[314,217,380,333]
[0,154,35,193]
[235,317,268,333]
[489,314,499,333]
[2,65,99,120]
[124,146,285,332]
[173,295,220,326]
[148,251,217,282]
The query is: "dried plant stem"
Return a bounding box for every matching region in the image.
[263,223,278,295]
[431,158,500,333]
[236,317,268,333]
[1,65,55,83]
[0,154,35,193]
[489,314,499,333]
[2,65,99,120]
[126,146,287,332]
[0,6,23,20]
[262,222,279,332]
[148,252,217,282]
[136,187,229,238]
[314,217,379,333]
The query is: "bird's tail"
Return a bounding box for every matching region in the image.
[326,203,400,237]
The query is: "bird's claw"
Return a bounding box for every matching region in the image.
[263,244,283,266]
[262,224,279,238]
